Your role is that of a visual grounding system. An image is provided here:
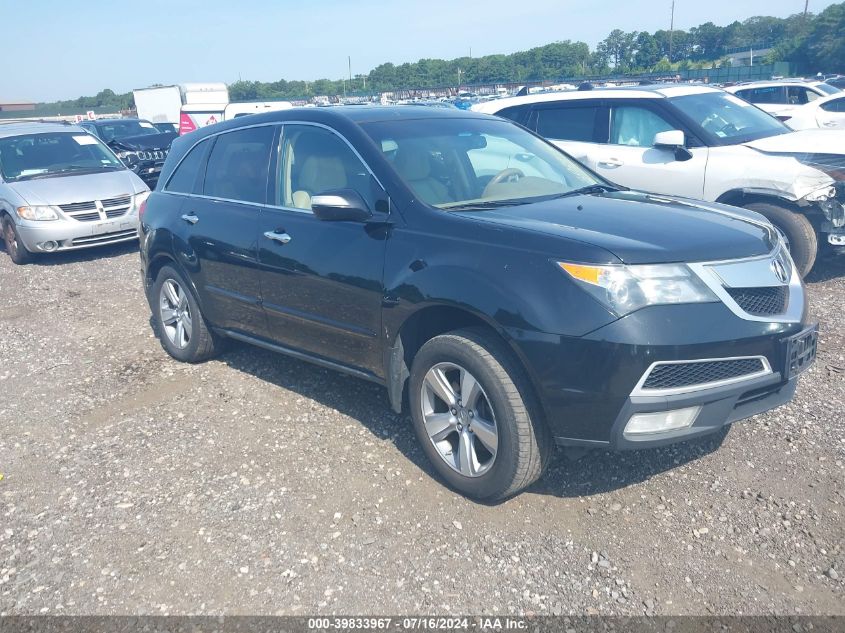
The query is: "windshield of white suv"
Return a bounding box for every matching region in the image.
[361,117,602,209]
[670,92,790,145]
[0,132,124,182]
[817,83,841,96]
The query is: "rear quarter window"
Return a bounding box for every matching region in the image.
[164,138,210,194]
[738,87,785,104]
[495,105,531,126]
[535,105,599,142]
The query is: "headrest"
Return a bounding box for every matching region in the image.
[394,142,431,181]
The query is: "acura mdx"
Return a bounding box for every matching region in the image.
[139,107,817,500]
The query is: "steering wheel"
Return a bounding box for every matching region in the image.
[482,168,525,197]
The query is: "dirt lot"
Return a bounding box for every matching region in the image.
[0,241,843,616]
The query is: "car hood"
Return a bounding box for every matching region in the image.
[11,170,146,207]
[108,132,176,151]
[744,129,845,154]
[452,190,777,264]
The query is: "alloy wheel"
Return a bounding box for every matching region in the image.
[420,362,498,477]
[159,279,193,349]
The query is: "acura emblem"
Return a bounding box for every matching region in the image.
[772,258,788,284]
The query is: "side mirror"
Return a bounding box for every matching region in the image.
[653,130,692,161]
[311,189,373,222]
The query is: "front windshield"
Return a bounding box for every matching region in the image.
[0,132,124,182]
[817,83,841,96]
[670,92,789,144]
[360,117,601,209]
[95,120,159,141]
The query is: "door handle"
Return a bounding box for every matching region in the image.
[822,120,837,127]
[598,158,624,168]
[264,230,292,245]
[181,213,199,225]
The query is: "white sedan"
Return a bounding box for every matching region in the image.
[784,92,845,131]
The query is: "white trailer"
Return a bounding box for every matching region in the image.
[133,85,183,124]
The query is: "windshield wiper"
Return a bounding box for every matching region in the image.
[555,184,621,198]
[445,198,537,211]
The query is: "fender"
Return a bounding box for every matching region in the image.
[381,257,616,413]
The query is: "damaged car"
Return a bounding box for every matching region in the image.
[78,118,176,188]
[475,85,845,276]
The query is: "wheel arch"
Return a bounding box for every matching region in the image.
[144,252,207,317]
[384,303,543,418]
[715,189,806,214]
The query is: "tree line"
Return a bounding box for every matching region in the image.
[42,2,845,109]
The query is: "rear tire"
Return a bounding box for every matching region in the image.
[2,215,33,265]
[743,202,817,277]
[152,265,221,363]
[409,327,553,501]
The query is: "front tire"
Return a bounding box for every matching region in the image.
[409,327,552,501]
[743,202,817,277]
[152,265,221,363]
[2,215,33,265]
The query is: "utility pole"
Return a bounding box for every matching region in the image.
[803,0,809,17]
[669,0,675,62]
[348,56,352,88]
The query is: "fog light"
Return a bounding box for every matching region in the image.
[828,234,845,246]
[38,241,58,252]
[624,406,701,437]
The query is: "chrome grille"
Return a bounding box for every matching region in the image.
[59,200,97,212]
[58,195,132,222]
[642,358,767,391]
[102,195,131,207]
[726,286,789,316]
[135,149,167,161]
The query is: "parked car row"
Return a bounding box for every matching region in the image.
[0,91,825,500]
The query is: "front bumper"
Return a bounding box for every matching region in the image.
[15,215,139,252]
[511,301,813,450]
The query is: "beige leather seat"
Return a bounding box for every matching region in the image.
[393,143,452,205]
[292,155,348,210]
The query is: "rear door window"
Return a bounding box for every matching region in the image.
[534,104,601,142]
[738,87,786,105]
[203,126,275,204]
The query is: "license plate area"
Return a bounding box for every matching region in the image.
[784,324,818,379]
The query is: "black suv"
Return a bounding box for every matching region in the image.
[79,118,176,188]
[139,107,817,500]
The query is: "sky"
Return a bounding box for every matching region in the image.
[2,0,838,102]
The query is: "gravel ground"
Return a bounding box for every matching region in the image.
[0,241,842,617]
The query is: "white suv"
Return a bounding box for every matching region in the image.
[473,85,845,276]
[725,80,840,120]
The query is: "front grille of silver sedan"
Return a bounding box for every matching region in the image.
[58,195,132,222]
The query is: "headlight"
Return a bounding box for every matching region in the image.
[116,151,140,167]
[133,190,150,212]
[17,205,59,221]
[557,261,717,316]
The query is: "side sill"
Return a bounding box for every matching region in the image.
[219,329,386,386]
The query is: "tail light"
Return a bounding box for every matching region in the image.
[179,112,197,135]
